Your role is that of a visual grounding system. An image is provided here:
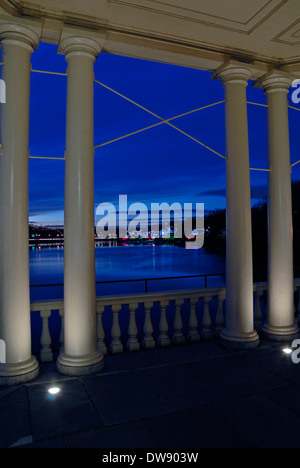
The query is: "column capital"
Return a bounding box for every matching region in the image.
[254,70,293,94]
[0,18,41,52]
[59,27,106,61]
[214,60,253,86]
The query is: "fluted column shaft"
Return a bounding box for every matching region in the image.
[216,62,259,349]
[256,72,299,340]
[0,23,40,385]
[57,34,104,375]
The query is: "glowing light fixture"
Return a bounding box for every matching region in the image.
[48,387,61,395]
[283,348,293,355]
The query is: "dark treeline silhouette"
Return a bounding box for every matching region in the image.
[205,181,300,282]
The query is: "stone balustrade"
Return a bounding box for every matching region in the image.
[30,280,300,362]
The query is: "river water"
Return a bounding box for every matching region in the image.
[30,244,225,301]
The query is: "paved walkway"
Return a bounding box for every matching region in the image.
[1,339,300,448]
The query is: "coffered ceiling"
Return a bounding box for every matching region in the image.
[1,0,300,72]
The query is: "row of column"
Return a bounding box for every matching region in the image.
[0,22,298,385]
[216,62,299,349]
[0,23,105,384]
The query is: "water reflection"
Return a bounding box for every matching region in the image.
[30,245,225,301]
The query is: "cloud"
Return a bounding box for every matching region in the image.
[197,188,226,198]
[197,185,268,200]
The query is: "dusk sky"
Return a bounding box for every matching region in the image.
[28,42,300,225]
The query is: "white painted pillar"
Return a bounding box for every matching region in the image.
[256,71,299,341]
[57,33,105,375]
[216,61,259,349]
[0,22,40,385]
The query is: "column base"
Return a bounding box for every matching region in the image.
[0,356,39,387]
[261,323,299,342]
[57,350,104,376]
[219,329,260,350]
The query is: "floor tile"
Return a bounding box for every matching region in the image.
[1,342,299,449]
[240,347,300,384]
[211,394,300,448]
[264,384,300,417]
[28,380,104,441]
[144,407,256,448]
[189,355,288,397]
[82,372,170,426]
[0,388,32,448]
[134,363,235,412]
[22,437,65,448]
[65,421,158,448]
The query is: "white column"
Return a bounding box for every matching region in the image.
[256,71,299,340]
[216,61,259,349]
[0,23,40,385]
[57,33,105,375]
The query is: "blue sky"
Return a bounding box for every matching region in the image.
[28,42,300,225]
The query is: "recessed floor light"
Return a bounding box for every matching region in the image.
[48,387,60,395]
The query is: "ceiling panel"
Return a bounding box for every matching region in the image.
[1,0,300,68]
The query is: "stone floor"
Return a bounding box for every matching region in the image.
[1,339,300,448]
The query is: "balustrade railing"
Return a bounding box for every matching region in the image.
[30,280,300,362]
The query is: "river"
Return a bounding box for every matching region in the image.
[30,244,226,301]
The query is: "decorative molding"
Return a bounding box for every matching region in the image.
[0,0,300,69]
[254,70,293,94]
[273,18,300,45]
[0,0,290,35]
[214,60,254,85]
[110,0,289,35]
[0,14,41,49]
[0,0,23,16]
[58,25,106,58]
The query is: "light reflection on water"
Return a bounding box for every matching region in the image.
[29,245,225,301]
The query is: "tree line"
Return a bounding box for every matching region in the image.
[204,181,300,282]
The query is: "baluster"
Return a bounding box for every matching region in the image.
[110,305,123,354]
[187,297,200,343]
[40,308,53,362]
[254,290,263,330]
[157,300,171,347]
[172,299,185,345]
[201,296,214,340]
[142,302,155,349]
[215,293,225,335]
[127,303,140,352]
[59,307,64,353]
[97,306,107,355]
